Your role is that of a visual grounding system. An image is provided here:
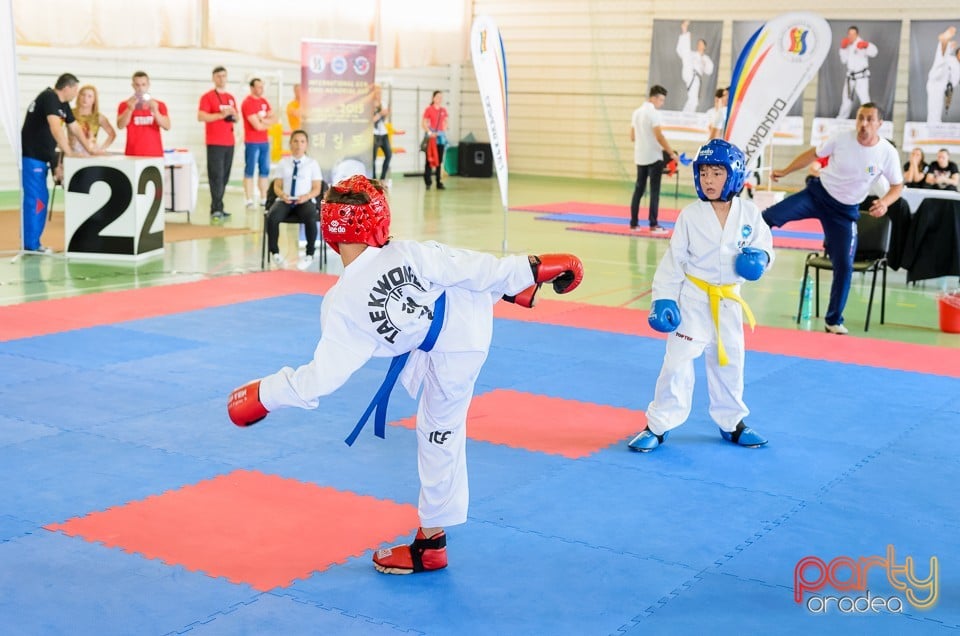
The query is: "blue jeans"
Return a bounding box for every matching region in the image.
[762,178,858,326]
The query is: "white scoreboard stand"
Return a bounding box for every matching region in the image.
[64,156,165,261]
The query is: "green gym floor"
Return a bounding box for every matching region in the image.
[1,175,958,349]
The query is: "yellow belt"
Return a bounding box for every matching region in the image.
[685,274,756,367]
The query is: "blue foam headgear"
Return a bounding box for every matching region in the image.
[692,139,747,202]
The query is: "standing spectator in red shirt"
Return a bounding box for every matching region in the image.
[197,66,239,220]
[241,78,277,208]
[421,90,449,190]
[117,71,170,158]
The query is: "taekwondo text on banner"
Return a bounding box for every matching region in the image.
[731,20,804,148]
[724,13,831,167]
[301,40,377,184]
[470,16,508,210]
[470,16,510,251]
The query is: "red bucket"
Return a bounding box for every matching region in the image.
[939,292,960,334]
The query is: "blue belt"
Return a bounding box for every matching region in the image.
[344,291,447,446]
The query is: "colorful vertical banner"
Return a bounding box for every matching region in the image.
[300,40,377,185]
[731,20,804,147]
[724,13,831,167]
[903,19,960,153]
[812,20,900,145]
[470,15,509,211]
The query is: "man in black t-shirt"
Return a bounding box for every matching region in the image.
[923,148,960,191]
[20,73,99,252]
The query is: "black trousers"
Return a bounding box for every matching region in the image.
[206,144,234,213]
[424,144,446,186]
[630,160,665,227]
[266,199,319,255]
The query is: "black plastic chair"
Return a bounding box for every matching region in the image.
[260,179,327,269]
[797,210,892,332]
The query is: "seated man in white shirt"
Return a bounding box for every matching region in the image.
[267,129,324,269]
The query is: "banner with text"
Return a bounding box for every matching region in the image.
[724,13,831,167]
[301,39,377,185]
[471,16,509,210]
[731,20,804,147]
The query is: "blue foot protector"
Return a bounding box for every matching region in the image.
[627,429,667,452]
[719,421,767,448]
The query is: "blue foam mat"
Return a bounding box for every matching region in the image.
[0,293,956,633]
[0,532,258,636]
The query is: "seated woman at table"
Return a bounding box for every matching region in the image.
[903,148,928,188]
[68,84,116,156]
[924,148,960,191]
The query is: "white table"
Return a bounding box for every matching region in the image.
[900,187,960,213]
[64,155,165,261]
[163,149,198,222]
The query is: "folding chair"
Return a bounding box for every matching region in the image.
[260,179,328,270]
[796,209,892,332]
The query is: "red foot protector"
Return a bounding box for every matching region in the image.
[45,469,418,591]
[394,389,642,459]
[373,528,448,575]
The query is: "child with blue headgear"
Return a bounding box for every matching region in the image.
[628,139,775,453]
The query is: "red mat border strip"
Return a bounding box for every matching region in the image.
[1,270,956,377]
[0,271,336,342]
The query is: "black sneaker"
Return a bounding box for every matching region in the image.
[437,183,446,190]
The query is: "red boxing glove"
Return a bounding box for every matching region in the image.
[856,40,869,49]
[228,380,268,427]
[502,254,584,308]
[503,283,540,308]
[531,254,584,294]
[840,37,852,49]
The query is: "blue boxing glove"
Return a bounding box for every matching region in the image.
[735,247,770,281]
[648,299,681,333]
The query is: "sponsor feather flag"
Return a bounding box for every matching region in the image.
[724,13,831,166]
[470,16,509,210]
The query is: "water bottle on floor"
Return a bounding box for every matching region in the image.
[801,278,813,321]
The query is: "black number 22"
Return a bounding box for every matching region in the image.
[67,165,163,255]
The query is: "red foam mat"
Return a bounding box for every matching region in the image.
[393,389,643,459]
[0,271,336,342]
[46,470,418,591]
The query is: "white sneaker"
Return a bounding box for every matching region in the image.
[271,252,286,267]
[824,323,849,335]
[650,225,669,234]
[297,255,314,271]
[245,199,254,209]
[386,179,393,189]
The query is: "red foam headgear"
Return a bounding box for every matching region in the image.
[321,175,391,254]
